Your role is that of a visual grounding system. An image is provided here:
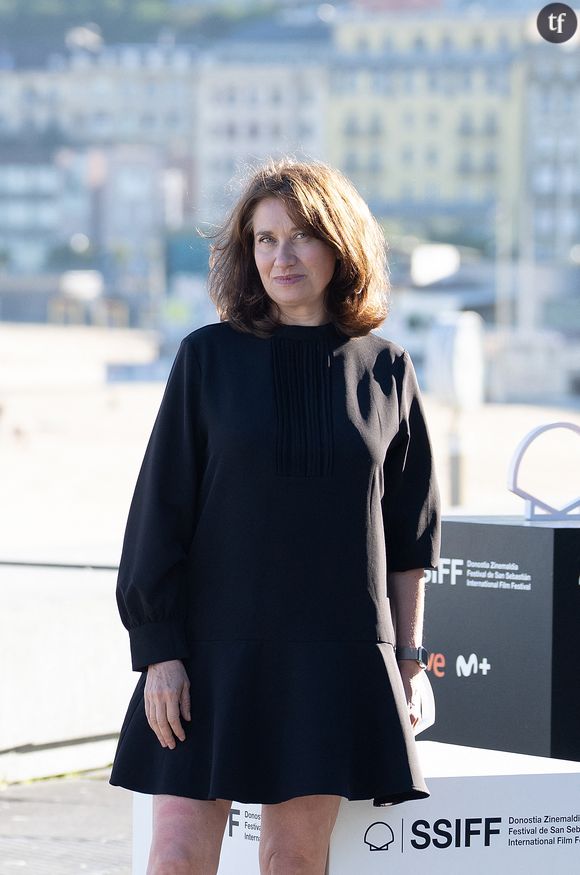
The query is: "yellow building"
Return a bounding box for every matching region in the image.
[327,10,529,247]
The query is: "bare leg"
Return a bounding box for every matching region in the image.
[146,795,232,875]
[258,794,342,875]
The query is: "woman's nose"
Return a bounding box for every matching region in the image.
[274,241,296,266]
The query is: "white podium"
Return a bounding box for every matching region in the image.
[132,742,580,874]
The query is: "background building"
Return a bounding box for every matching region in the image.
[0,1,578,397]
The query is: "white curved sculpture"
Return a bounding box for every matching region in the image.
[507,422,580,520]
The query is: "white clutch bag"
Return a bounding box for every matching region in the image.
[413,670,436,736]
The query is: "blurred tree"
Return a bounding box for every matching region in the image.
[45,243,99,271]
[0,247,11,271]
[0,0,266,48]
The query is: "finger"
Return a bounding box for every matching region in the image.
[147,700,169,748]
[144,696,159,741]
[409,700,421,728]
[153,701,177,749]
[167,707,186,742]
[146,707,166,748]
[180,684,191,722]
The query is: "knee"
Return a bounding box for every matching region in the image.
[147,845,206,875]
[259,845,321,875]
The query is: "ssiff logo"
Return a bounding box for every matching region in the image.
[424,557,463,586]
[364,822,395,851]
[362,818,503,853]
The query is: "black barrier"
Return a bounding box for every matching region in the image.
[421,516,580,761]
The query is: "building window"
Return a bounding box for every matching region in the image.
[561,135,577,158]
[457,151,473,174]
[344,115,359,137]
[441,71,456,96]
[344,152,359,173]
[121,47,141,69]
[485,69,498,92]
[483,112,498,136]
[483,151,497,174]
[332,71,357,94]
[172,50,190,70]
[357,35,370,54]
[369,151,383,173]
[457,112,473,135]
[369,114,382,136]
[563,89,574,114]
[539,87,554,113]
[401,145,414,163]
[533,167,556,194]
[497,33,511,52]
[297,86,314,104]
[459,182,475,201]
[536,132,555,156]
[146,48,164,69]
[426,147,438,165]
[372,71,391,94]
[535,209,553,234]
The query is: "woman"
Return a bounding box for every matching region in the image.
[109,158,441,875]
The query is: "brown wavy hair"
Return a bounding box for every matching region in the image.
[204,157,391,338]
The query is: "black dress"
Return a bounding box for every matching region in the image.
[109,320,441,807]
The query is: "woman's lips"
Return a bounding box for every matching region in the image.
[273,275,305,285]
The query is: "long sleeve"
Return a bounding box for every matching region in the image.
[382,349,441,573]
[115,336,204,672]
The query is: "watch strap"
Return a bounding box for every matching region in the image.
[396,645,429,669]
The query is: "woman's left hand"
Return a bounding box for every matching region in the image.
[397,659,424,731]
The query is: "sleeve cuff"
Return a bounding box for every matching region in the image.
[388,547,440,573]
[128,619,189,673]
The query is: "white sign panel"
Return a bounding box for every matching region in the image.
[328,773,580,874]
[132,745,580,875]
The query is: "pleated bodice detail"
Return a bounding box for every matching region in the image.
[270,322,336,478]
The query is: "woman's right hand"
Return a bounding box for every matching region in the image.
[144,659,191,749]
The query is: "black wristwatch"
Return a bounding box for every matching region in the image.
[395,645,429,670]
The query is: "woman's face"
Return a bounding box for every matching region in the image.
[252,197,337,320]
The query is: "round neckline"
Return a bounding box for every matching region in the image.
[272,321,338,340]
